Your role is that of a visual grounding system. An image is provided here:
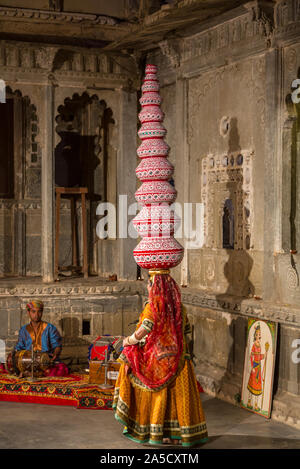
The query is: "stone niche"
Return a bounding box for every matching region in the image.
[201,150,253,252]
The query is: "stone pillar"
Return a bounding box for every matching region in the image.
[13,95,26,276]
[263,47,281,300]
[117,87,137,280]
[175,75,190,286]
[41,82,55,283]
[281,117,296,252]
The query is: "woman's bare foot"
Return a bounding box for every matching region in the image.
[163,438,181,445]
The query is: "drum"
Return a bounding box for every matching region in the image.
[6,350,52,377]
[89,335,124,361]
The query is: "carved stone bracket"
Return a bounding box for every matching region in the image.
[35,47,58,71]
[245,1,274,46]
[275,0,300,28]
[159,39,180,69]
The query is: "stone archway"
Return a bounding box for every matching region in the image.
[0,86,40,277]
[54,91,116,275]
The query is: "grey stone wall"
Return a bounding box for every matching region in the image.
[144,0,300,428]
[181,291,300,429]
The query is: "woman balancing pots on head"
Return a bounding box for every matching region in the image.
[113,64,208,446]
[113,270,208,447]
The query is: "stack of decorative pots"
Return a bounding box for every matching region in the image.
[133,64,184,270]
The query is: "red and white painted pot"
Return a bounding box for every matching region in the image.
[138,105,164,124]
[133,205,180,237]
[133,236,184,270]
[140,91,162,107]
[136,157,174,182]
[137,139,169,158]
[135,181,177,205]
[138,122,167,140]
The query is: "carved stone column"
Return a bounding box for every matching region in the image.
[263,47,281,300]
[41,80,55,283]
[175,74,189,286]
[281,117,296,252]
[117,87,137,280]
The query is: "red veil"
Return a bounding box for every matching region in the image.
[123,274,183,389]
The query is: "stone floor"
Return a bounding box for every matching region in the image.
[0,394,300,449]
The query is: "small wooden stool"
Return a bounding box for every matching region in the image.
[55,187,88,280]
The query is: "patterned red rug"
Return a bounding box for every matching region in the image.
[0,369,114,410]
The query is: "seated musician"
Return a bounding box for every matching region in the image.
[14,301,65,376]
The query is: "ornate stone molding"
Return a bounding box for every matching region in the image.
[181,6,273,64]
[0,278,299,327]
[181,288,300,327]
[0,42,134,81]
[0,200,42,210]
[0,6,118,25]
[240,301,300,326]
[181,290,241,313]
[0,199,95,211]
[0,282,145,298]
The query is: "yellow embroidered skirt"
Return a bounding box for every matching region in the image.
[113,359,208,447]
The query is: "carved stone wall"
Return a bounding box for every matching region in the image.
[0,40,137,279]
[273,41,300,307]
[184,56,265,294]
[145,1,300,428]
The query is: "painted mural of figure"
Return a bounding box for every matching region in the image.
[247,323,268,411]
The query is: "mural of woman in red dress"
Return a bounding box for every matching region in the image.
[247,323,268,411]
[241,319,277,418]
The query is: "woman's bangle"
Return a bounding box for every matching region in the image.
[127,332,139,345]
